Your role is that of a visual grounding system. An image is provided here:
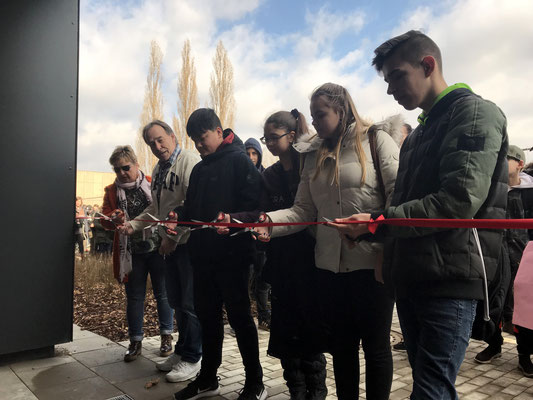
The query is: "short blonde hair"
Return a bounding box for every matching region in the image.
[109,145,138,166]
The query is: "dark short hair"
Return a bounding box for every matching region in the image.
[372,30,442,73]
[186,108,222,139]
[142,120,174,144]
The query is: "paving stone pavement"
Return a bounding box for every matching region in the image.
[1,313,532,399]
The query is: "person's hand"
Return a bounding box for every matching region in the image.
[159,236,178,256]
[327,213,371,248]
[117,221,134,235]
[252,213,271,242]
[111,209,125,224]
[164,211,178,235]
[215,212,230,235]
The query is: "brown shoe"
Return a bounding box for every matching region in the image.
[160,334,173,357]
[124,340,142,362]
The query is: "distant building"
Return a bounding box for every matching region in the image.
[76,170,115,206]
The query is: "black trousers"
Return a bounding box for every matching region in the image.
[516,325,533,355]
[193,259,262,385]
[318,269,394,400]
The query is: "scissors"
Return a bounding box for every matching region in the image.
[190,212,226,231]
[230,213,267,238]
[140,212,180,237]
[95,212,119,227]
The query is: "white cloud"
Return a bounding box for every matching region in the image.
[78,0,533,171]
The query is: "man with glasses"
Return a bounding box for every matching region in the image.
[119,120,203,382]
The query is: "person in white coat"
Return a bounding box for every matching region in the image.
[255,83,400,400]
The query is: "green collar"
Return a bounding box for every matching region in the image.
[417,83,472,125]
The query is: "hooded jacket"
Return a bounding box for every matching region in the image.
[267,119,401,273]
[175,132,262,263]
[245,137,264,172]
[378,86,508,301]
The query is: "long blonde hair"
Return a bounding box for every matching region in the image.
[311,83,371,186]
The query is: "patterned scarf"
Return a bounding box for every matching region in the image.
[115,171,152,282]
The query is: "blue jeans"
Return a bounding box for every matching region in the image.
[397,297,477,400]
[165,245,202,363]
[124,252,174,341]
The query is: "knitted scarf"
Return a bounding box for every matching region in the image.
[115,171,152,282]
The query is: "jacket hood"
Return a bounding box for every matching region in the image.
[373,114,405,147]
[244,137,263,168]
[512,171,533,189]
[292,131,321,154]
[202,132,245,163]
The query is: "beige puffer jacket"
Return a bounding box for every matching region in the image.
[268,118,401,273]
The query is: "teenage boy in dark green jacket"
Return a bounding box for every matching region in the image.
[170,108,266,400]
[329,31,508,400]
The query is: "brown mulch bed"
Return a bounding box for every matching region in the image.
[73,254,254,343]
[74,281,163,342]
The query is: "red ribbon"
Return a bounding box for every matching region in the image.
[77,216,533,230]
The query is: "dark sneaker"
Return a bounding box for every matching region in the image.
[393,340,407,352]
[258,320,270,331]
[474,345,502,364]
[124,340,142,362]
[502,321,515,335]
[518,354,533,378]
[237,384,267,400]
[174,376,220,400]
[160,334,173,357]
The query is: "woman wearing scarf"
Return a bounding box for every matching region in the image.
[101,145,174,362]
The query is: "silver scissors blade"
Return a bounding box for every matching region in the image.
[190,219,209,231]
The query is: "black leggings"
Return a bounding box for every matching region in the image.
[318,269,394,400]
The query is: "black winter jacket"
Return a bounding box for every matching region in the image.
[378,86,509,300]
[175,133,262,264]
[261,158,328,358]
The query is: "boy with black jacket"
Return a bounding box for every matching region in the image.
[170,109,267,400]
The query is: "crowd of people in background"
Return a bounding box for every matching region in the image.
[73,30,533,400]
[74,197,113,257]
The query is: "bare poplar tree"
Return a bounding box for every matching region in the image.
[175,39,199,150]
[137,40,164,172]
[209,41,235,129]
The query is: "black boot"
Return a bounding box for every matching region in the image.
[124,340,142,362]
[282,358,307,400]
[301,354,327,400]
[518,354,533,377]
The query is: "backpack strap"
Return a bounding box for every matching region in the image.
[368,126,387,200]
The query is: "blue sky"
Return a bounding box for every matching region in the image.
[78,0,533,171]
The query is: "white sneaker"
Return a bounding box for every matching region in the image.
[166,359,202,382]
[156,353,181,372]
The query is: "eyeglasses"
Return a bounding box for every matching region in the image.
[260,133,290,144]
[113,165,131,173]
